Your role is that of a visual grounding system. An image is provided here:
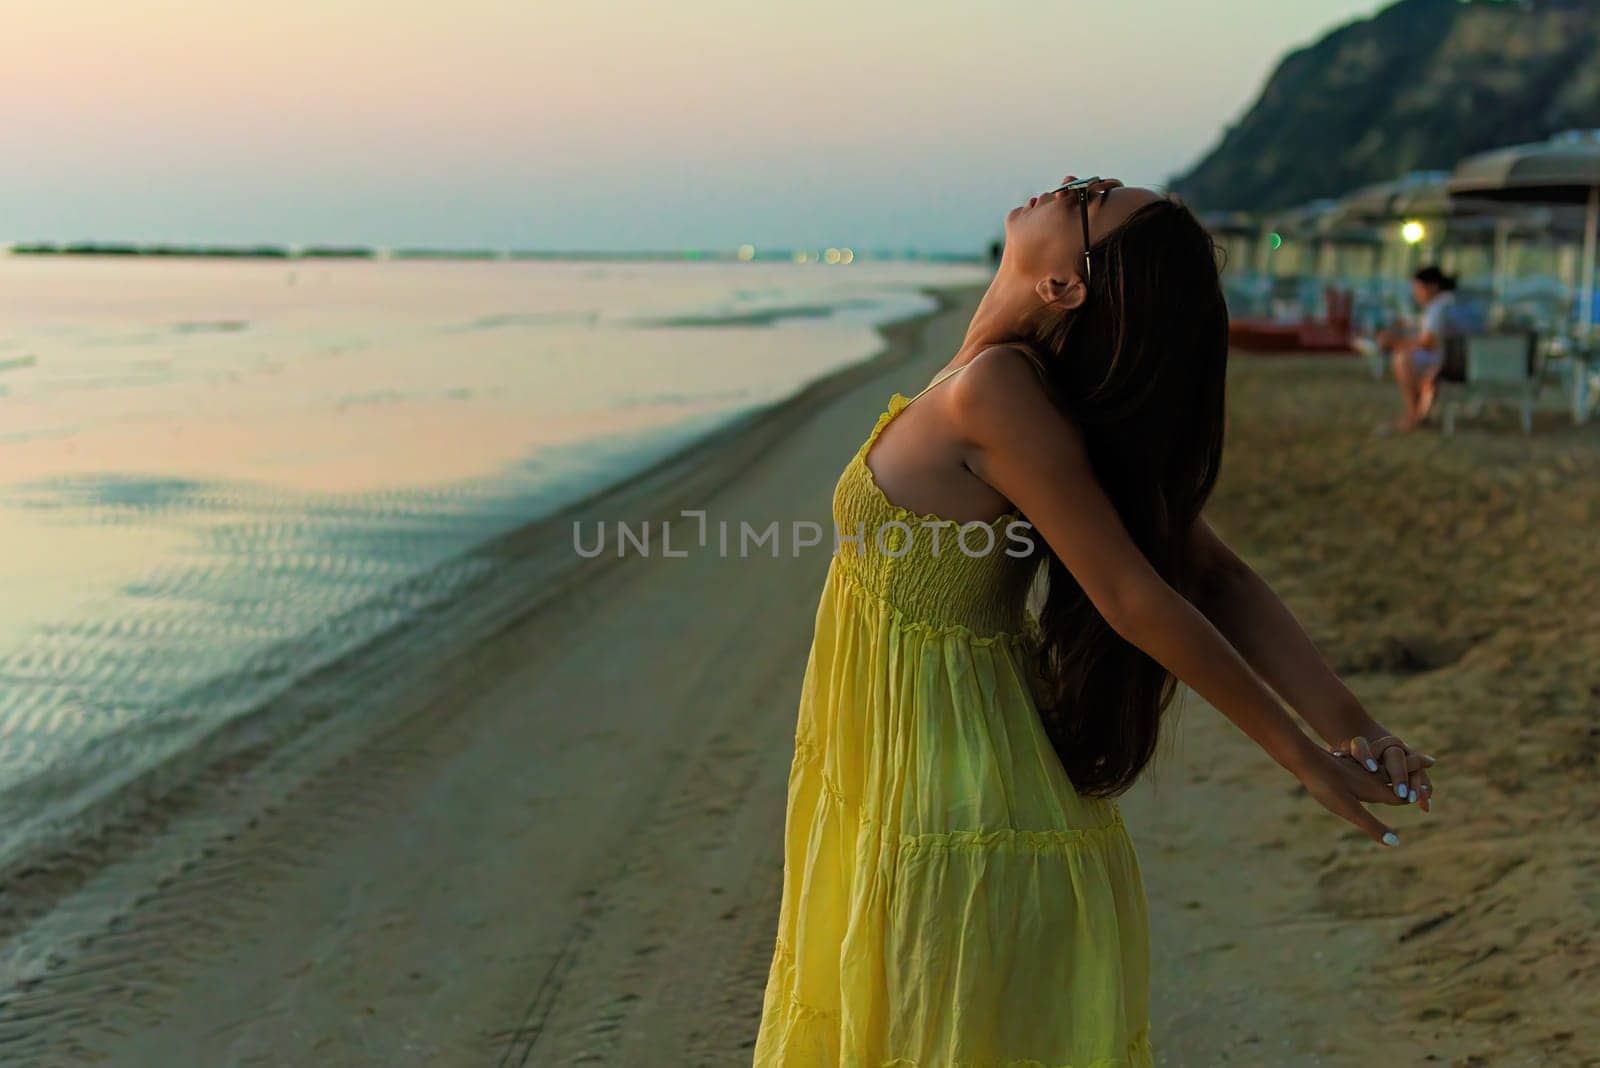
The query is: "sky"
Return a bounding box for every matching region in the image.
[1,0,1389,253]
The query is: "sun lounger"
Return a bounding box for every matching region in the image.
[1436,332,1541,435]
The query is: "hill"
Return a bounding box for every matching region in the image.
[1172,0,1600,211]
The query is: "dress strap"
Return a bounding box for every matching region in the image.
[902,344,1053,412]
[902,360,970,411]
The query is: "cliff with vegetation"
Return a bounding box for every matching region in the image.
[1172,0,1600,211]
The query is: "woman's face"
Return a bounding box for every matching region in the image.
[1411,279,1438,306]
[1002,175,1163,285]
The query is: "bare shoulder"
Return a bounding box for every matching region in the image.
[946,343,1083,453]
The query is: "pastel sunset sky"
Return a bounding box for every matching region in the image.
[2,1,1384,252]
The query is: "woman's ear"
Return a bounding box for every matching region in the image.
[1035,274,1087,314]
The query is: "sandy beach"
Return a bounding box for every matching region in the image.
[1,282,1595,1067]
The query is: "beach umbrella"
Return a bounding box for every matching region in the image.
[1197,209,1260,237]
[1254,199,1331,274]
[1337,170,1556,303]
[1332,171,1501,254]
[1320,179,1435,293]
[1253,199,1393,311]
[1392,185,1499,222]
[1335,171,1451,224]
[1343,170,1507,223]
[1449,129,1600,337]
[1197,210,1266,280]
[1271,198,1343,238]
[1269,198,1391,278]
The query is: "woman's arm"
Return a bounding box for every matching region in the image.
[1186,518,1434,808]
[1184,516,1385,747]
[945,347,1408,841]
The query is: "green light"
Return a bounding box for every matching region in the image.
[1268,232,1283,250]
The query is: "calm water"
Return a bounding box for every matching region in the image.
[0,255,989,863]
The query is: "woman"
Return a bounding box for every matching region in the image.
[1377,265,1459,431]
[752,176,1438,1067]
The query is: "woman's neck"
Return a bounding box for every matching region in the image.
[955,269,1039,362]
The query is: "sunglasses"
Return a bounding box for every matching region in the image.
[1040,175,1102,285]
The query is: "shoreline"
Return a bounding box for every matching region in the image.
[0,281,990,1059]
[0,283,965,887]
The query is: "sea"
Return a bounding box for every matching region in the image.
[0,253,990,866]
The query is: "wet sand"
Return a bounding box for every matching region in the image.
[0,284,1594,1066]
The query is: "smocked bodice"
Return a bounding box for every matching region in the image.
[829,392,1043,641]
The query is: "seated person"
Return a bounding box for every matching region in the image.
[1375,265,1458,432]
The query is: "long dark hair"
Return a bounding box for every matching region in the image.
[1018,197,1230,798]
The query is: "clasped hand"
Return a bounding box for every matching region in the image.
[1295,733,1435,847]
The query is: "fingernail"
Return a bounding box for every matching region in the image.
[1395,783,1407,798]
[1366,759,1379,772]
[1382,832,1401,847]
[1408,791,1418,804]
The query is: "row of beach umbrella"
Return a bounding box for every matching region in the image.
[1211,129,1600,340]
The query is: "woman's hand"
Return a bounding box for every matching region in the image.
[1292,745,1415,847]
[1329,733,1435,813]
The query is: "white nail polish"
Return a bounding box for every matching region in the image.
[1382,832,1401,847]
[1366,759,1379,772]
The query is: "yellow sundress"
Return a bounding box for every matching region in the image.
[753,367,1153,1067]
